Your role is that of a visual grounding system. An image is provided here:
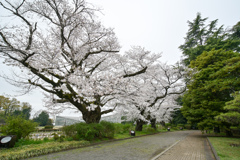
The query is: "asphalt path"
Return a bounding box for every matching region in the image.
[29,130,192,160]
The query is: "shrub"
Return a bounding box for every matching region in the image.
[52,133,59,141]
[0,115,38,141]
[75,123,94,141]
[114,123,133,134]
[62,124,76,137]
[62,121,115,141]
[44,125,53,129]
[165,123,171,128]
[177,124,184,127]
[100,121,115,139]
[113,123,123,134]
[145,126,156,133]
[185,124,192,129]
[122,124,132,132]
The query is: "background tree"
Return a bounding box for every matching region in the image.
[216,92,240,127]
[0,96,20,116]
[33,110,52,126]
[0,0,148,123]
[181,49,240,136]
[12,102,32,120]
[170,108,187,126]
[179,13,240,66]
[119,47,187,131]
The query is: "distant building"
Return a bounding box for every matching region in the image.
[55,116,83,126]
[55,112,121,126]
[101,113,121,123]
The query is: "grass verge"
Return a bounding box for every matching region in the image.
[208,137,240,160]
[0,124,176,160]
[0,129,165,159]
[0,141,90,160]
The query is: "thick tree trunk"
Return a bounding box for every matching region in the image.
[82,106,101,124]
[135,119,145,131]
[150,118,157,130]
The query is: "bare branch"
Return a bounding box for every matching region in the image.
[123,66,147,78]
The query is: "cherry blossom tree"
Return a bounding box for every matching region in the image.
[0,0,148,123]
[119,47,187,130]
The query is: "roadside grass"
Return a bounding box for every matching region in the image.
[0,124,177,160]
[0,140,90,160]
[208,137,240,160]
[0,129,162,160]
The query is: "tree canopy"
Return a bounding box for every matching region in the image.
[179,13,240,135]
[120,52,187,130]
[179,13,240,66]
[216,92,240,126]
[0,95,32,121]
[181,49,240,134]
[33,110,52,126]
[0,0,157,123]
[0,95,20,116]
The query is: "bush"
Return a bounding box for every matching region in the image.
[62,124,76,137]
[0,115,38,141]
[100,121,115,139]
[113,123,123,134]
[114,123,133,134]
[185,124,192,129]
[122,124,132,132]
[177,124,184,127]
[62,121,115,141]
[74,123,95,141]
[165,123,171,128]
[44,125,53,129]
[145,126,156,133]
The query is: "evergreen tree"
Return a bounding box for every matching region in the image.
[33,111,52,126]
[216,92,240,127]
[181,49,240,136]
[179,13,240,66]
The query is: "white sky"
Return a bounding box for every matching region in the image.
[1,0,240,117]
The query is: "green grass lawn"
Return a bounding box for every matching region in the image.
[208,137,240,160]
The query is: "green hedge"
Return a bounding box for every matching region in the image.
[62,121,115,141]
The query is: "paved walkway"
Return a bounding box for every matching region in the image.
[29,131,190,160]
[154,131,215,160]
[29,130,216,160]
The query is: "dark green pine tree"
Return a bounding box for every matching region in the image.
[179,13,240,66]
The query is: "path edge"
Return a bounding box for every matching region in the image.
[150,139,181,160]
[207,137,221,160]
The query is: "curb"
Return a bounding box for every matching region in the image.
[207,137,221,160]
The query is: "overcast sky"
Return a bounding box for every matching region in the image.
[1,0,240,117]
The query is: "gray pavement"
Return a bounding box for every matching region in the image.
[154,131,216,160]
[28,130,215,160]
